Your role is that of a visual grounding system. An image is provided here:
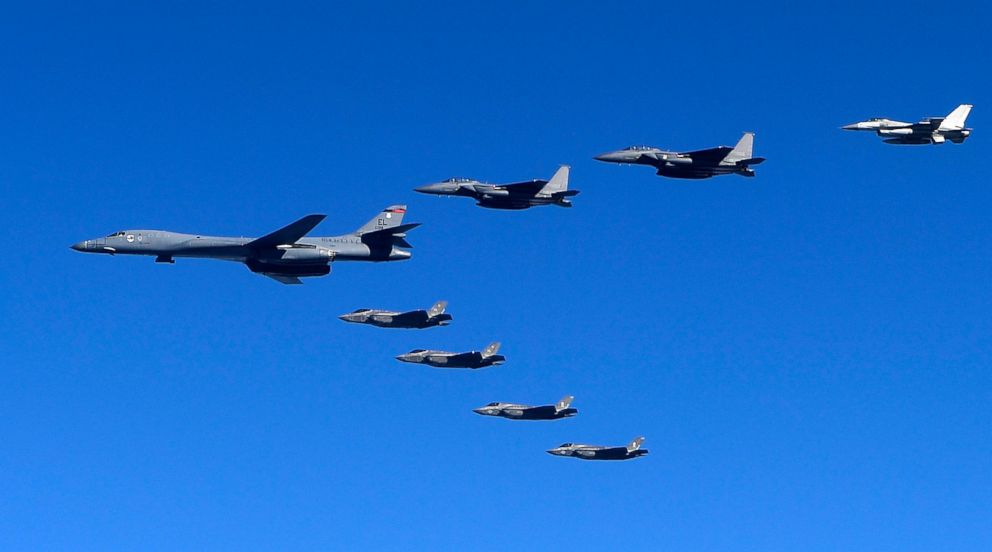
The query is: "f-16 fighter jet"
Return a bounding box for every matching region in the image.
[842,104,973,144]
[414,165,577,209]
[547,436,648,461]
[71,206,418,284]
[595,132,764,179]
[473,395,577,420]
[395,342,504,369]
[338,300,452,329]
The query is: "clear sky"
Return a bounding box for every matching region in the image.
[1,2,990,550]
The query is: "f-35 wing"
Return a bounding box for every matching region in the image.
[248,214,326,249]
[263,274,303,285]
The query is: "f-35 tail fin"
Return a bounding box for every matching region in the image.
[428,300,447,318]
[481,341,501,358]
[722,132,755,165]
[938,104,973,131]
[354,205,408,236]
[626,436,645,453]
[555,395,574,413]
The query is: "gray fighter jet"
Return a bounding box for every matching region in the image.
[339,300,452,329]
[71,205,418,284]
[595,132,764,179]
[547,436,648,461]
[473,395,576,420]
[415,166,577,209]
[395,342,504,369]
[842,104,973,144]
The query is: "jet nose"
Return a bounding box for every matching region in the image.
[415,183,447,195]
[70,241,87,252]
[594,151,627,163]
[472,408,486,415]
[841,123,861,130]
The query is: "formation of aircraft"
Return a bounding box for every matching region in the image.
[843,104,973,144]
[547,437,649,461]
[595,132,765,179]
[70,205,417,285]
[338,301,451,329]
[71,103,973,460]
[395,342,505,369]
[474,395,577,420]
[415,165,577,209]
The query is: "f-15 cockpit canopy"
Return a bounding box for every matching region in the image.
[624,145,656,151]
[442,177,474,183]
[106,231,126,237]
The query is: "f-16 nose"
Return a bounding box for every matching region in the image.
[841,123,861,130]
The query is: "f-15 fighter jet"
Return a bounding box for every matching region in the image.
[414,166,577,209]
[547,437,648,461]
[842,104,973,144]
[395,342,504,369]
[338,301,452,329]
[473,395,577,420]
[595,132,764,179]
[71,205,418,284]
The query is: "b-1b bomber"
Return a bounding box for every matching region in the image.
[595,132,764,179]
[339,301,451,329]
[415,166,577,209]
[547,436,648,461]
[395,342,504,369]
[71,205,418,284]
[473,395,577,420]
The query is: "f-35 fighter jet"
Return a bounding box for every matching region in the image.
[595,132,764,179]
[473,395,577,420]
[338,300,452,329]
[415,166,577,209]
[71,205,418,284]
[547,436,648,461]
[395,342,504,369]
[842,104,973,144]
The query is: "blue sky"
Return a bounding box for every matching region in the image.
[1,2,990,550]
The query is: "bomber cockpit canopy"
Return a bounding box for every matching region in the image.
[443,177,473,183]
[106,231,126,237]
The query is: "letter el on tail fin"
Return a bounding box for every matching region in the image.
[626,436,645,453]
[938,104,973,131]
[355,205,407,235]
[555,395,574,413]
[482,341,501,358]
[428,300,447,317]
[540,165,571,195]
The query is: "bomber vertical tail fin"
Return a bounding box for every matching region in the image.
[428,300,448,318]
[626,436,645,453]
[481,341,501,358]
[555,395,574,413]
[938,104,973,131]
[354,205,407,235]
[540,165,570,195]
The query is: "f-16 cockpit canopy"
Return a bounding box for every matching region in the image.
[106,231,126,237]
[442,177,474,183]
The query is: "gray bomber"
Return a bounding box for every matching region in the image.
[395,342,504,369]
[339,300,452,329]
[595,132,764,179]
[473,395,577,420]
[415,166,577,209]
[843,104,973,144]
[547,436,648,461]
[71,205,418,284]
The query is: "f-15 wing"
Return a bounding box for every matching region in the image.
[491,179,549,195]
[683,146,733,164]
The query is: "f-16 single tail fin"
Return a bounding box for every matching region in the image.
[482,341,501,358]
[555,395,574,413]
[938,104,973,131]
[626,436,645,453]
[540,165,571,195]
[428,300,447,317]
[354,205,408,235]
